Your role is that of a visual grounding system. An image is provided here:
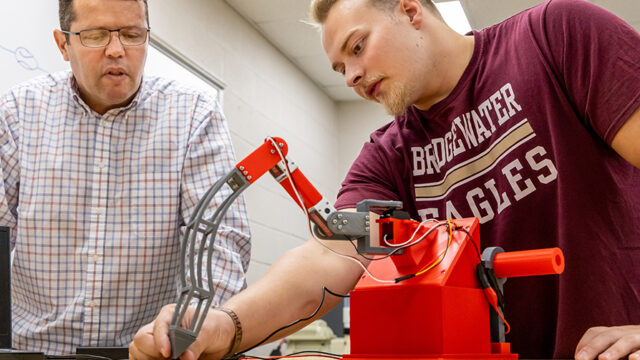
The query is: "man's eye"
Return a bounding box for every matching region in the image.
[84,31,107,41]
[123,33,142,40]
[354,42,362,54]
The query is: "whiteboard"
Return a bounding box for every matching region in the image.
[0,1,222,99]
[0,1,66,93]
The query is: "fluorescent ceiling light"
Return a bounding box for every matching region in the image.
[435,1,472,35]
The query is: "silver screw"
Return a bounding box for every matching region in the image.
[247,176,252,180]
[332,219,338,224]
[279,143,284,147]
[342,220,348,225]
[243,171,248,175]
[337,225,343,230]
[239,166,245,171]
[338,214,343,219]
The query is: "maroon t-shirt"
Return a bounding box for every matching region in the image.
[335,0,640,358]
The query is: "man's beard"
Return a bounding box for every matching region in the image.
[380,83,411,116]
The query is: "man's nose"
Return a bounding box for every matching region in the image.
[105,31,125,57]
[345,65,363,88]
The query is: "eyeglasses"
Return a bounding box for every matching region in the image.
[61,26,150,48]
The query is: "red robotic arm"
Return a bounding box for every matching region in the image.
[169,137,344,357]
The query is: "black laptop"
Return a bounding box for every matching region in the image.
[0,226,10,349]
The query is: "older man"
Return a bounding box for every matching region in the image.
[0,0,250,354]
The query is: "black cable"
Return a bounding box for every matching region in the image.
[323,287,349,299]
[454,225,482,260]
[226,287,348,359]
[45,355,121,360]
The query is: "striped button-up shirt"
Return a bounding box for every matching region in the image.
[0,71,251,354]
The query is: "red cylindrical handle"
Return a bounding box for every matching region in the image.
[493,247,564,278]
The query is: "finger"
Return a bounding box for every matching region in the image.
[129,342,148,360]
[576,327,607,352]
[629,349,640,360]
[576,327,609,360]
[130,344,162,360]
[131,323,163,360]
[179,348,198,360]
[183,333,209,360]
[596,332,640,360]
[181,310,230,360]
[153,304,176,358]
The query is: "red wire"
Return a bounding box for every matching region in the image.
[496,306,511,334]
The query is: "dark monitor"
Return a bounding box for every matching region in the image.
[0,227,10,349]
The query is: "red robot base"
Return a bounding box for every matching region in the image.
[343,217,564,360]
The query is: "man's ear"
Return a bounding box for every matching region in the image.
[398,0,424,29]
[53,29,70,62]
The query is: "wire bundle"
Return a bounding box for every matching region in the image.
[230,138,508,359]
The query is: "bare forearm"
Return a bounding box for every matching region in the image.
[223,238,364,352]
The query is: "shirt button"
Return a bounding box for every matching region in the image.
[87,300,96,308]
[98,160,107,169]
[93,208,103,215]
[90,254,100,263]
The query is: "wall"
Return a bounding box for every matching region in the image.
[336,100,394,180]
[150,0,341,287]
[0,1,66,93]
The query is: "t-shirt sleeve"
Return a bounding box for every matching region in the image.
[334,140,401,210]
[539,0,640,144]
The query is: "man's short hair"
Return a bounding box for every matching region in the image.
[310,0,442,24]
[58,0,149,31]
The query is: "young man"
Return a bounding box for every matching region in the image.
[130,0,640,359]
[0,0,250,354]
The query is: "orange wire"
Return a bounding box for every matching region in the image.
[414,219,454,276]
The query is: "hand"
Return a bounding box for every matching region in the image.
[575,325,640,360]
[129,304,236,360]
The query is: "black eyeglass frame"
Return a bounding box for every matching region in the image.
[60,26,151,48]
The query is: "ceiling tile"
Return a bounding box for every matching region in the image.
[294,54,344,88]
[257,19,324,58]
[224,0,310,23]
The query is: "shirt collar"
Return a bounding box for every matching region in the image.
[66,71,149,116]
